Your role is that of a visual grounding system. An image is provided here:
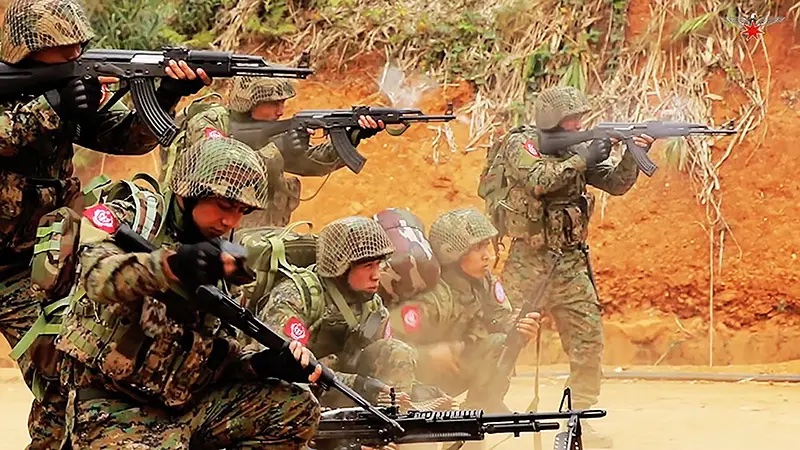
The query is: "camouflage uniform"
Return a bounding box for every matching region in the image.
[0,1,163,448]
[55,137,319,449]
[248,216,429,408]
[484,86,640,446]
[161,77,346,228]
[388,209,516,412]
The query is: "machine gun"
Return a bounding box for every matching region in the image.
[229,104,457,173]
[538,121,738,177]
[0,47,313,147]
[314,388,606,450]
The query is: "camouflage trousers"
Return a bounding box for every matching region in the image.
[501,241,603,409]
[0,271,66,449]
[320,338,417,408]
[415,333,511,412]
[65,378,320,449]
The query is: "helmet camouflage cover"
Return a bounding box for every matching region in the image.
[0,0,94,64]
[169,136,270,210]
[533,85,591,130]
[228,76,296,113]
[429,208,498,265]
[317,216,395,278]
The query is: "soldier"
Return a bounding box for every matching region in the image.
[0,0,211,447]
[160,76,385,227]
[249,216,451,411]
[54,136,321,449]
[387,208,540,413]
[483,85,654,447]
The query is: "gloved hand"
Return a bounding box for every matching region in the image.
[575,138,611,168]
[249,346,314,383]
[354,375,389,403]
[57,78,103,119]
[272,128,311,154]
[166,241,224,288]
[155,77,206,111]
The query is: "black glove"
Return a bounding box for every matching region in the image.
[250,347,312,383]
[354,375,388,402]
[166,241,224,288]
[272,128,311,154]
[352,126,381,142]
[156,75,206,111]
[56,78,103,119]
[576,138,612,168]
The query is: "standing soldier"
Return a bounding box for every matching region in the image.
[160,76,385,227]
[54,136,321,448]
[479,85,654,447]
[0,0,210,447]
[248,216,452,411]
[387,208,540,413]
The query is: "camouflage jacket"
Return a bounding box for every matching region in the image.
[56,197,259,410]
[388,267,515,353]
[499,125,639,249]
[0,96,158,265]
[251,269,390,389]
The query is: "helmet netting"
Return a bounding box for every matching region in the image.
[533,86,591,130]
[0,0,94,64]
[228,76,296,112]
[317,216,395,277]
[169,136,270,210]
[429,208,498,265]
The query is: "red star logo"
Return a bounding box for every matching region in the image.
[741,19,763,41]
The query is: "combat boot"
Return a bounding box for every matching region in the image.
[580,422,613,448]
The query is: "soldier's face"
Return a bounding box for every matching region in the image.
[459,241,492,279]
[559,114,584,131]
[190,197,250,238]
[251,100,287,121]
[347,260,382,294]
[28,44,82,64]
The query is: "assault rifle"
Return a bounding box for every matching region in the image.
[229,104,457,173]
[538,121,738,177]
[314,388,606,450]
[109,222,403,434]
[0,47,313,147]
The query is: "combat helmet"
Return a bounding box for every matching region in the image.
[317,216,395,278]
[0,0,94,64]
[429,208,498,265]
[169,136,270,210]
[228,76,296,113]
[534,85,591,130]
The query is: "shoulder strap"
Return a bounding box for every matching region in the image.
[323,277,361,331]
[250,221,313,301]
[284,266,326,331]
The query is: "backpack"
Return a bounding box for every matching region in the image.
[235,221,321,313]
[10,173,167,400]
[373,208,440,306]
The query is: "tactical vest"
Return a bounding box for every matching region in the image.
[53,181,243,408]
[10,173,166,400]
[480,126,594,250]
[292,272,387,372]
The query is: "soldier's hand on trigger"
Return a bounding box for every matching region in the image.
[516,312,541,341]
[163,241,225,287]
[288,340,323,383]
[578,138,612,168]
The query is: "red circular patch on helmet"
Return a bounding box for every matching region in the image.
[284,317,309,345]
